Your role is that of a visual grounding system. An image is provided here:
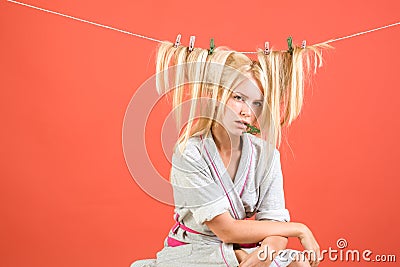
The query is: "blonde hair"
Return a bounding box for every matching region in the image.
[155,41,331,151]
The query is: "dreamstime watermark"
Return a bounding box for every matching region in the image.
[257,238,397,263]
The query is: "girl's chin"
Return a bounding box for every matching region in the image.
[227,129,246,137]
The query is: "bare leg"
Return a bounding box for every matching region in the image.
[235,249,249,263]
[288,259,311,267]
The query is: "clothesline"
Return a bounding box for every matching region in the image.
[6,0,400,53]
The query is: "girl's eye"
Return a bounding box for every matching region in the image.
[253,102,263,107]
[233,95,244,101]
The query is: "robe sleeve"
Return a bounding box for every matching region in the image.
[171,143,231,225]
[255,149,290,222]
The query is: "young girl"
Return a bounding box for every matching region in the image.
[132,40,327,267]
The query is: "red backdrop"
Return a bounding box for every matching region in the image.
[1,0,399,266]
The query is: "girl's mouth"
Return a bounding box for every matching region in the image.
[234,121,260,134]
[235,121,248,130]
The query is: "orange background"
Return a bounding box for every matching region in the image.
[1,0,400,266]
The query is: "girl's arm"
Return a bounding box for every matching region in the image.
[205,211,305,244]
[204,211,321,260]
[205,211,321,263]
[205,215,320,266]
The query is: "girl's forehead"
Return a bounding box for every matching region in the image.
[233,78,263,100]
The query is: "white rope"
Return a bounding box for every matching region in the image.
[7,0,163,43]
[7,0,400,52]
[322,21,400,44]
[241,21,400,53]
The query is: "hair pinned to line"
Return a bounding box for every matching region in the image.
[156,38,332,151]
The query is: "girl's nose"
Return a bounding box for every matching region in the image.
[240,103,251,117]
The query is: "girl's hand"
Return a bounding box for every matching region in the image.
[239,247,269,267]
[298,224,321,267]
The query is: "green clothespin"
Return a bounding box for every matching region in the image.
[209,38,215,55]
[246,124,260,134]
[287,36,293,55]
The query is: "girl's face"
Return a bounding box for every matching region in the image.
[219,77,263,137]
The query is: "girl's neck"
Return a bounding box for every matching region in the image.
[211,124,242,152]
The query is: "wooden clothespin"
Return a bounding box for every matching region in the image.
[264,41,270,55]
[287,36,294,55]
[208,38,215,55]
[188,36,196,52]
[173,34,181,48]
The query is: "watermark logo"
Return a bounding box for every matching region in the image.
[336,238,347,249]
[257,238,396,263]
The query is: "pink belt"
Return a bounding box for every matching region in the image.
[167,213,211,247]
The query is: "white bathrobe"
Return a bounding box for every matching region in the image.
[132,132,297,267]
